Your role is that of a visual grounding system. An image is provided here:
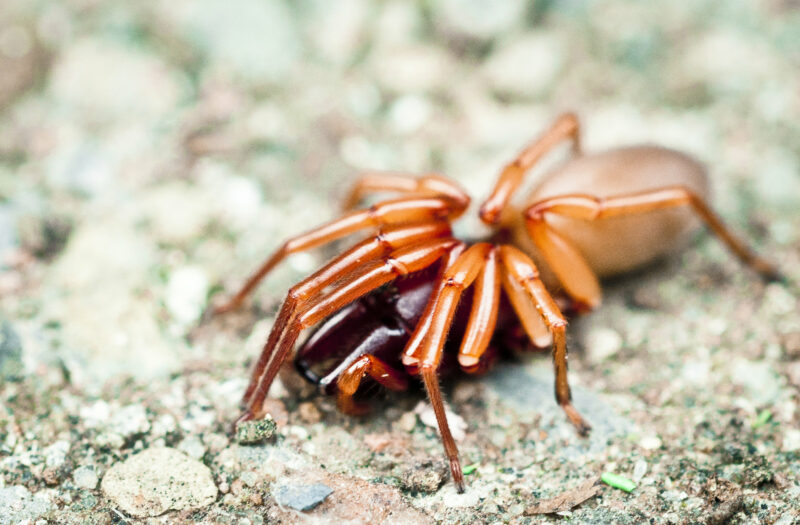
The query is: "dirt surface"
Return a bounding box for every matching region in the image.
[1,1,799,523]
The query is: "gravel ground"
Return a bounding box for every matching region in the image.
[1,1,799,523]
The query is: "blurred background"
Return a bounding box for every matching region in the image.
[1,1,799,523]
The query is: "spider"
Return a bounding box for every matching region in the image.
[213,113,780,493]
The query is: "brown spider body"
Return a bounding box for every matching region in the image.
[294,262,523,399]
[295,145,707,396]
[214,114,780,493]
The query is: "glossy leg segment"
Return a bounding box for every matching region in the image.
[239,221,453,403]
[526,216,602,309]
[499,245,591,436]
[343,173,470,212]
[400,243,496,493]
[421,367,466,493]
[458,247,502,372]
[402,243,492,369]
[241,238,459,420]
[214,197,466,314]
[398,245,466,375]
[526,187,783,299]
[499,267,553,348]
[336,354,409,415]
[480,113,581,225]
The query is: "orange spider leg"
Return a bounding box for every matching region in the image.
[395,245,466,375]
[480,113,581,225]
[525,187,782,307]
[402,243,493,369]
[343,172,470,211]
[242,238,460,420]
[421,367,465,493]
[239,221,453,403]
[499,245,591,436]
[214,196,467,314]
[499,265,553,349]
[457,247,502,373]
[401,242,494,494]
[336,354,409,415]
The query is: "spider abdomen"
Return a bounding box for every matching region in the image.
[521,145,711,278]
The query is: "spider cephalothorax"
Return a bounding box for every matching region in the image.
[214,114,780,492]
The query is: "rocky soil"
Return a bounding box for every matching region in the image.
[1,1,799,523]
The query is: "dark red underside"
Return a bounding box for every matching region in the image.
[294,263,526,396]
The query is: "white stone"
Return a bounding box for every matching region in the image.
[80,400,111,429]
[177,436,207,460]
[95,432,125,450]
[434,0,526,40]
[441,485,481,507]
[414,401,467,442]
[43,440,70,468]
[388,95,432,135]
[639,435,662,451]
[73,466,99,490]
[682,360,711,385]
[372,44,454,94]
[218,176,262,231]
[482,33,565,98]
[782,429,800,452]
[633,460,648,481]
[730,358,781,405]
[0,486,52,524]
[586,327,624,364]
[150,414,178,438]
[110,404,151,439]
[166,266,209,326]
[101,448,217,518]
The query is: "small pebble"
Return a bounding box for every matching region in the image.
[398,459,448,493]
[442,486,481,508]
[0,320,23,381]
[110,404,150,438]
[80,400,111,428]
[73,466,99,490]
[43,440,70,468]
[177,435,207,459]
[586,327,623,364]
[236,416,276,444]
[780,331,800,359]
[482,33,564,97]
[363,433,392,453]
[273,483,333,511]
[633,460,648,482]
[785,362,800,388]
[639,435,662,450]
[165,266,209,325]
[0,486,53,523]
[240,470,259,488]
[101,447,217,518]
[298,402,322,424]
[415,401,467,442]
[94,432,125,449]
[731,359,781,405]
[396,411,418,433]
[781,429,800,452]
